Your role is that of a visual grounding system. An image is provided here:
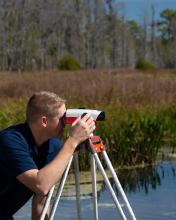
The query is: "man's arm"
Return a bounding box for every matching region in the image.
[17,114,95,195]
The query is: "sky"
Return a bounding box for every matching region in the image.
[116,0,176,22]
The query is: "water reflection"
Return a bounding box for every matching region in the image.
[63,162,172,198]
[114,164,162,195]
[93,162,176,199]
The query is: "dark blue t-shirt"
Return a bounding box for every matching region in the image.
[0,122,63,217]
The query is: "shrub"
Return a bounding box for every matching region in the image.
[57,55,81,70]
[135,59,156,71]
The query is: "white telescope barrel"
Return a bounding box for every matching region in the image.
[65,109,105,124]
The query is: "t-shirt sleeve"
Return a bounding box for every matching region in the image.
[0,131,37,178]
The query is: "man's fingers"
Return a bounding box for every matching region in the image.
[81,113,92,122]
[88,125,96,134]
[81,114,95,127]
[86,117,95,126]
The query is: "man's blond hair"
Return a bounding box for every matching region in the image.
[26,91,65,123]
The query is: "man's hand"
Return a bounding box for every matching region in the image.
[68,113,96,146]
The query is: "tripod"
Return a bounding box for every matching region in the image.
[40,136,137,220]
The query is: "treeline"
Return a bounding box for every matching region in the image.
[0,0,176,71]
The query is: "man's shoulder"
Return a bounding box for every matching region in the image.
[0,123,28,150]
[0,124,23,138]
[0,123,25,139]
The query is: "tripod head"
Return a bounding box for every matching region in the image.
[65,109,105,124]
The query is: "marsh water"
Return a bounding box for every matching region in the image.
[14,161,176,220]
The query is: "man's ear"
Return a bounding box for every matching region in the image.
[41,116,47,128]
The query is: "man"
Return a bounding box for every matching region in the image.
[0,91,95,220]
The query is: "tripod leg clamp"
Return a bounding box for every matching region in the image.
[90,136,105,153]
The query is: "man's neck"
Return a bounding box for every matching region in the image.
[28,123,49,146]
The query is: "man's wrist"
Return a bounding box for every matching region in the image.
[66,136,79,149]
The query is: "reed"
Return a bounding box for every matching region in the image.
[97,106,164,166]
[0,69,176,107]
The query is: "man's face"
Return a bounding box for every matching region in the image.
[47,104,66,138]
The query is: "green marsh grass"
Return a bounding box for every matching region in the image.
[97,107,165,166]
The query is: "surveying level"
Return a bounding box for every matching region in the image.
[40,109,137,220]
[65,109,105,124]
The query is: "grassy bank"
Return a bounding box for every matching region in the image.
[0,69,176,167]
